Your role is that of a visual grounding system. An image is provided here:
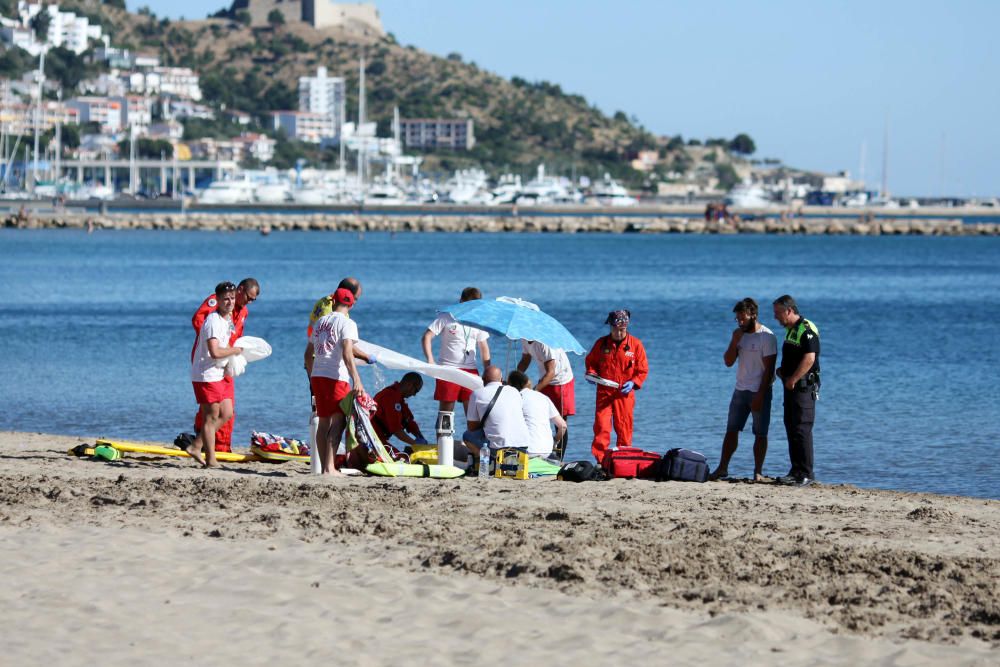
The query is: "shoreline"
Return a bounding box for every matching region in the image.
[4,210,999,236]
[2,430,998,663]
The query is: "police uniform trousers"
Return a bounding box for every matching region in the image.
[783,388,815,479]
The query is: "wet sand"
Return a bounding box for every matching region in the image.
[1,431,997,665]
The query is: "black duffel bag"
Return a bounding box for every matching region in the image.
[657,448,709,483]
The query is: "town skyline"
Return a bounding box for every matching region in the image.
[131,0,999,197]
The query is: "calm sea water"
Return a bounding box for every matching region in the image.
[1,229,997,499]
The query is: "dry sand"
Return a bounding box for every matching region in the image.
[1,430,997,666]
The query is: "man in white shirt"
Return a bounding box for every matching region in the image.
[517,339,575,458]
[309,287,371,476]
[462,366,530,457]
[187,281,244,467]
[421,286,491,415]
[710,298,778,482]
[507,370,567,459]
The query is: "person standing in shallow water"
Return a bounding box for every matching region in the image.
[773,295,821,487]
[710,298,777,482]
[585,310,648,463]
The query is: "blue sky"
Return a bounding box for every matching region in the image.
[133,0,998,196]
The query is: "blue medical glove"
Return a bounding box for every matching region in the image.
[620,381,635,395]
[414,436,429,445]
[368,352,379,366]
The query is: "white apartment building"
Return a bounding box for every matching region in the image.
[298,66,344,136]
[270,111,336,144]
[120,96,153,131]
[235,133,276,163]
[65,96,122,133]
[7,3,102,55]
[127,67,202,101]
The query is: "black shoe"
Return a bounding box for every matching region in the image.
[776,475,798,485]
[792,477,814,487]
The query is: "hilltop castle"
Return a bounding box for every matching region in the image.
[239,0,383,35]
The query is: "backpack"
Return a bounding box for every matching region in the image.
[557,460,608,482]
[657,448,709,483]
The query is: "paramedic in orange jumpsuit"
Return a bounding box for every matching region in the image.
[585,310,649,462]
[191,278,259,452]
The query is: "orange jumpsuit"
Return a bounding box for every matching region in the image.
[191,295,248,452]
[585,333,649,462]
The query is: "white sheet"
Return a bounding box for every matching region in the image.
[355,340,484,392]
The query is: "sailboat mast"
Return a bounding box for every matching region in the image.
[880,116,889,199]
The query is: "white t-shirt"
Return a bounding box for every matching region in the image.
[310,312,359,382]
[191,312,234,383]
[520,388,559,457]
[735,325,778,392]
[466,382,529,449]
[521,340,574,385]
[427,313,489,369]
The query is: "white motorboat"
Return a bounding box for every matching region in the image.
[444,169,489,204]
[516,165,581,205]
[254,181,290,204]
[725,182,774,209]
[198,179,255,204]
[590,173,637,207]
[487,174,522,205]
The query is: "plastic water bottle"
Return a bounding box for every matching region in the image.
[478,446,489,480]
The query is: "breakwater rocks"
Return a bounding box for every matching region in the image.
[5,211,999,235]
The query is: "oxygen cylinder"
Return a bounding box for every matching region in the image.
[436,410,454,467]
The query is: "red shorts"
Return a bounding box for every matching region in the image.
[541,380,576,417]
[434,367,479,403]
[311,376,351,418]
[192,380,231,405]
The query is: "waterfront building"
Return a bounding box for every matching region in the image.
[65,96,122,133]
[298,66,345,136]
[400,118,475,150]
[0,100,79,135]
[270,111,336,144]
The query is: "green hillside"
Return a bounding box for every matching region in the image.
[22,1,760,186]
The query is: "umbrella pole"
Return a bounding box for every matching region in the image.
[504,340,511,379]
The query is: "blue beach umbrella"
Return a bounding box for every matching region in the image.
[440,297,585,356]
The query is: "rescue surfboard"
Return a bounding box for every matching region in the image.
[93,438,257,463]
[585,373,620,388]
[365,462,465,479]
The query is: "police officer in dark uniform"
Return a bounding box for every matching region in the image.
[772,295,820,486]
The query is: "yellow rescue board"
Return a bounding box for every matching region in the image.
[94,438,257,463]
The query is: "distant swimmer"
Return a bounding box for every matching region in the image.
[371,372,428,448]
[421,287,491,419]
[709,298,777,482]
[773,295,821,487]
[585,310,648,463]
[309,287,372,476]
[190,277,259,453]
[188,282,245,467]
[517,338,575,460]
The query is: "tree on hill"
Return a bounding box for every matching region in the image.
[267,9,285,28]
[729,133,756,156]
[30,10,51,41]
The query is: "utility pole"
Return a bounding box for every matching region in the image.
[31,49,45,194]
[54,88,61,185]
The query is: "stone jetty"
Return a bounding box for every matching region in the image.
[4,210,997,236]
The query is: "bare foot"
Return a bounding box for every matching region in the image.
[204,461,222,469]
[322,468,346,477]
[753,473,768,483]
[708,469,728,481]
[183,445,206,466]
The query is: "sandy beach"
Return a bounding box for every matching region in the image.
[1,430,997,665]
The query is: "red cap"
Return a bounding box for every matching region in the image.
[333,287,355,306]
